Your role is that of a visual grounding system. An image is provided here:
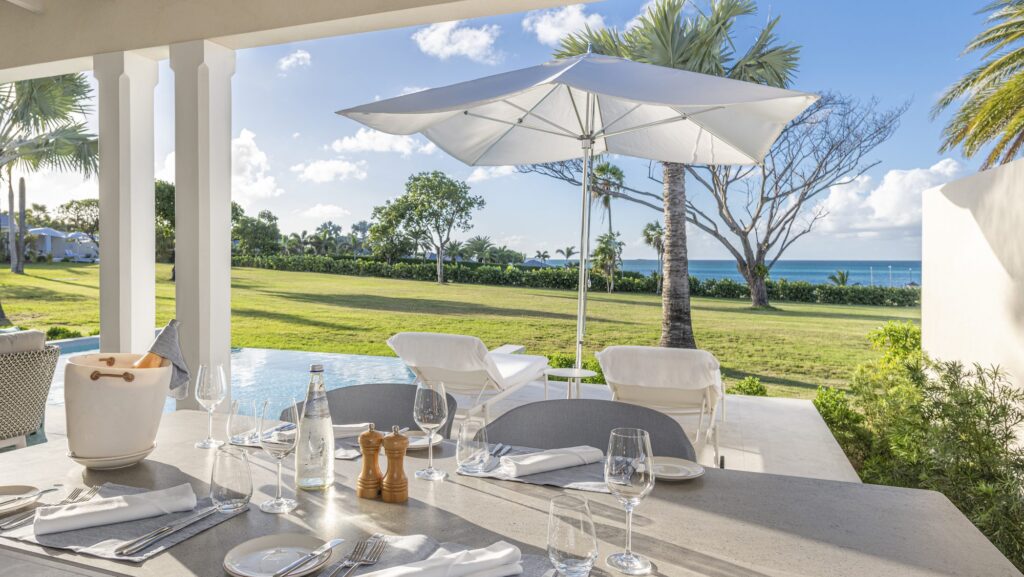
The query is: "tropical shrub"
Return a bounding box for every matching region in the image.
[546,353,604,384]
[45,326,83,340]
[726,376,767,396]
[815,321,1024,569]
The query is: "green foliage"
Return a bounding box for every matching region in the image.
[56,198,99,241]
[727,376,767,396]
[816,322,1024,569]
[827,270,849,286]
[547,353,604,384]
[591,232,624,292]
[45,326,82,340]
[368,200,417,265]
[232,208,281,256]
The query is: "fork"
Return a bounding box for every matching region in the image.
[339,536,388,577]
[1,486,99,530]
[0,487,82,530]
[322,537,371,577]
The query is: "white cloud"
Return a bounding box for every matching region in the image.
[401,86,429,95]
[467,165,516,183]
[299,203,351,219]
[290,158,368,183]
[232,129,285,205]
[330,128,436,157]
[15,170,97,214]
[522,5,605,46]
[155,151,175,181]
[626,0,696,30]
[291,132,301,140]
[412,21,502,64]
[816,159,962,238]
[278,49,311,73]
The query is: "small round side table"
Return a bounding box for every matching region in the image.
[544,367,598,400]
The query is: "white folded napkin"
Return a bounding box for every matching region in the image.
[33,484,197,536]
[500,446,603,478]
[334,423,371,438]
[361,541,522,577]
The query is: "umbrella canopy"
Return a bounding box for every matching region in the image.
[338,52,817,370]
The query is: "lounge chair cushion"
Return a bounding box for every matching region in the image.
[598,346,720,391]
[0,330,46,355]
[488,353,549,389]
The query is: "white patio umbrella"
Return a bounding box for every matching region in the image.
[338,52,817,369]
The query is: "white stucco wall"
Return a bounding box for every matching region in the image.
[922,158,1024,386]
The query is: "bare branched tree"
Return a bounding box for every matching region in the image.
[521,93,906,307]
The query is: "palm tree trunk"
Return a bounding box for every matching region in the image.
[6,169,17,272]
[16,177,26,273]
[0,299,9,326]
[660,162,696,349]
[657,251,663,295]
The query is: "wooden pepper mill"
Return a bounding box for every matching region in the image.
[356,424,384,499]
[381,425,409,503]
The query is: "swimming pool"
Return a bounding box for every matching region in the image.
[50,347,416,413]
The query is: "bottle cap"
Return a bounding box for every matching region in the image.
[310,364,324,372]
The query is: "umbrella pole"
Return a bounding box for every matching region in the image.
[574,140,594,372]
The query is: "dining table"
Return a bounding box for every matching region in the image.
[0,408,1020,577]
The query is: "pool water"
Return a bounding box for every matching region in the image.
[51,347,416,414]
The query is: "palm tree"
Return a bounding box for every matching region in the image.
[465,235,494,262]
[556,245,577,266]
[592,232,624,293]
[534,250,550,263]
[1,74,97,274]
[642,221,665,294]
[558,0,799,348]
[447,240,465,262]
[934,1,1024,168]
[828,270,850,286]
[591,162,624,235]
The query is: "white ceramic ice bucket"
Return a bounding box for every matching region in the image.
[64,353,172,462]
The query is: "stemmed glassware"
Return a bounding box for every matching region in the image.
[194,364,227,449]
[548,494,598,577]
[227,399,259,446]
[210,446,253,512]
[456,417,489,474]
[604,428,656,575]
[258,400,299,514]
[412,379,448,481]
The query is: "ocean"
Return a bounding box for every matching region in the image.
[545,259,922,287]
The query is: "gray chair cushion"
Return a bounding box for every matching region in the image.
[285,383,459,438]
[484,399,696,461]
[0,330,46,355]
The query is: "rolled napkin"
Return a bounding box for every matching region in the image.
[34,484,197,536]
[500,446,603,478]
[333,423,371,438]
[146,319,191,398]
[361,541,522,577]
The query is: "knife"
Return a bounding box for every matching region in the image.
[114,506,220,556]
[0,486,59,508]
[273,538,345,577]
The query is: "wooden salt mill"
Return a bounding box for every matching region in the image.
[356,424,384,499]
[381,425,409,503]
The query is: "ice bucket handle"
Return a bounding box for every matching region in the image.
[90,370,135,382]
[97,357,116,367]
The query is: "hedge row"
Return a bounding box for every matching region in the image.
[232,254,920,307]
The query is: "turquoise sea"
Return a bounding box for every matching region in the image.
[546,259,922,287]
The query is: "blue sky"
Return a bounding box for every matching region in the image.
[31,0,987,260]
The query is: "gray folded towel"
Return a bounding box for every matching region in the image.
[149,319,190,398]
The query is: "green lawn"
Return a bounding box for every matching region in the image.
[0,262,919,398]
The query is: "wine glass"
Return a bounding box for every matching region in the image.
[548,494,598,577]
[227,399,259,446]
[412,379,448,481]
[194,364,227,449]
[258,399,299,514]
[210,446,252,512]
[604,428,656,575]
[456,417,489,474]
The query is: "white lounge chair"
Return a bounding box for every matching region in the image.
[387,332,550,419]
[596,345,724,465]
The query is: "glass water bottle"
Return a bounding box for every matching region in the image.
[296,364,335,490]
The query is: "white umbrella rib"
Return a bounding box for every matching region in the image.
[467,84,572,165]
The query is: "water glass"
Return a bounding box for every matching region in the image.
[194,364,227,449]
[548,494,598,577]
[456,417,489,474]
[413,379,448,481]
[227,399,259,446]
[210,446,252,512]
[259,399,299,514]
[604,428,656,575]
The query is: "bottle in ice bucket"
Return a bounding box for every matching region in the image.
[296,364,335,490]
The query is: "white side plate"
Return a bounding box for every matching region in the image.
[653,457,705,481]
[224,534,333,577]
[0,485,40,515]
[405,431,443,451]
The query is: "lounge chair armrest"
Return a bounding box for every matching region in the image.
[490,344,526,355]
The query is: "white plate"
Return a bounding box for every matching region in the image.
[224,534,334,577]
[405,431,443,451]
[0,485,40,515]
[653,457,705,481]
[67,443,156,470]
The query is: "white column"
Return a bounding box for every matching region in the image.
[170,40,234,410]
[93,51,158,354]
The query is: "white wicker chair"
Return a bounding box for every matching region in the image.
[0,345,59,450]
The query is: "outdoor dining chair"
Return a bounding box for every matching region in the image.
[0,330,59,451]
[484,399,697,461]
[284,382,459,438]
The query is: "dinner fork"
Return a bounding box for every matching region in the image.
[0,487,82,529]
[339,536,388,577]
[1,486,99,530]
[322,536,370,577]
